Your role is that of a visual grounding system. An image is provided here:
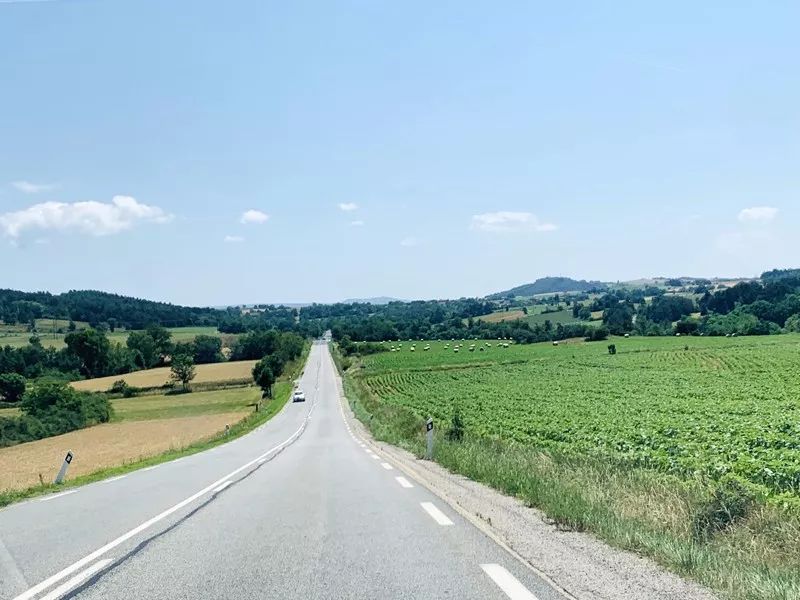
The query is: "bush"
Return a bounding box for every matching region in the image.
[0,383,113,447]
[0,373,26,403]
[585,326,609,342]
[446,406,465,442]
[693,475,759,540]
[110,379,138,398]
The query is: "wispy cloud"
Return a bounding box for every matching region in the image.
[11,180,57,194]
[738,206,778,223]
[350,220,365,227]
[0,196,172,238]
[224,235,244,243]
[240,209,269,224]
[471,211,557,233]
[338,202,358,212]
[400,236,419,247]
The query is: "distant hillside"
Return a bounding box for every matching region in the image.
[342,296,403,305]
[0,289,221,329]
[489,277,607,299]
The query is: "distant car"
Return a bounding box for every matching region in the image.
[292,389,306,403]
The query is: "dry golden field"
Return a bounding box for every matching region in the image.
[70,360,258,392]
[0,412,246,490]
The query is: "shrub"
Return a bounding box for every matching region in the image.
[446,406,465,442]
[585,326,609,342]
[0,373,26,403]
[693,475,759,540]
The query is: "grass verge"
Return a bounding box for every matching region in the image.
[335,345,800,600]
[0,343,309,509]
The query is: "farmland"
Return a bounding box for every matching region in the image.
[476,304,600,328]
[0,323,226,349]
[345,335,800,598]
[70,359,258,392]
[356,335,800,496]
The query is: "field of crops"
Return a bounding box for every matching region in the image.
[0,324,224,349]
[357,335,800,496]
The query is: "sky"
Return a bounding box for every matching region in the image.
[1,1,799,306]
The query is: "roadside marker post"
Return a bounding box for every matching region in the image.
[54,451,73,484]
[425,418,434,459]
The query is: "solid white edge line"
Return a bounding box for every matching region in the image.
[139,466,158,473]
[39,559,113,600]
[395,476,414,488]
[420,502,454,526]
[213,481,233,493]
[38,490,77,502]
[14,396,315,600]
[381,462,393,470]
[480,564,539,600]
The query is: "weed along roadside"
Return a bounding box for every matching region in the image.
[333,340,800,600]
[0,343,310,508]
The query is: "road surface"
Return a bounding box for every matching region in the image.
[0,342,566,600]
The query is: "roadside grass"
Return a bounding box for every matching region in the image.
[0,344,308,508]
[71,359,258,392]
[337,346,800,600]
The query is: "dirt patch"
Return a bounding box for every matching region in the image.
[70,360,258,392]
[0,412,247,491]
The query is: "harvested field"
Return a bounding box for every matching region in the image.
[0,412,247,491]
[478,309,526,323]
[71,360,258,392]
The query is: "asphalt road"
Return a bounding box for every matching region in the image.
[0,342,567,600]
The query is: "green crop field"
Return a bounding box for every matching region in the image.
[357,335,800,497]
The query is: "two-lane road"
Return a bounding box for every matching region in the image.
[1,342,566,600]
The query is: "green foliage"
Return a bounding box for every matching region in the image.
[64,328,111,378]
[602,304,634,334]
[642,295,695,323]
[585,325,609,341]
[169,354,196,390]
[252,359,275,397]
[784,313,800,333]
[0,373,26,403]
[192,335,223,364]
[692,475,760,540]
[1,382,112,447]
[446,405,465,442]
[126,331,158,368]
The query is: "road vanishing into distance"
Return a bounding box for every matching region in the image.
[0,342,566,600]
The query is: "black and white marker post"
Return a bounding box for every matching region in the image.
[54,451,73,484]
[425,417,434,459]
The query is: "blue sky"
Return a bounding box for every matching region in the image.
[1,1,798,305]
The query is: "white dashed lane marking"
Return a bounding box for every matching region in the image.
[420,502,454,526]
[480,564,539,600]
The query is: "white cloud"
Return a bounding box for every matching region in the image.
[338,202,358,212]
[738,206,778,223]
[224,235,244,243]
[350,220,365,227]
[0,196,173,238]
[11,180,57,194]
[400,236,419,247]
[240,209,269,224]
[470,211,557,233]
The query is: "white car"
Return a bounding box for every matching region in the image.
[292,389,306,403]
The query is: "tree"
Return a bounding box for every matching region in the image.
[785,313,800,333]
[127,331,158,369]
[0,374,26,403]
[68,320,77,332]
[252,358,275,398]
[170,354,196,390]
[146,324,174,364]
[64,328,111,378]
[192,335,223,364]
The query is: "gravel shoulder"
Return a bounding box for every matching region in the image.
[334,371,718,600]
